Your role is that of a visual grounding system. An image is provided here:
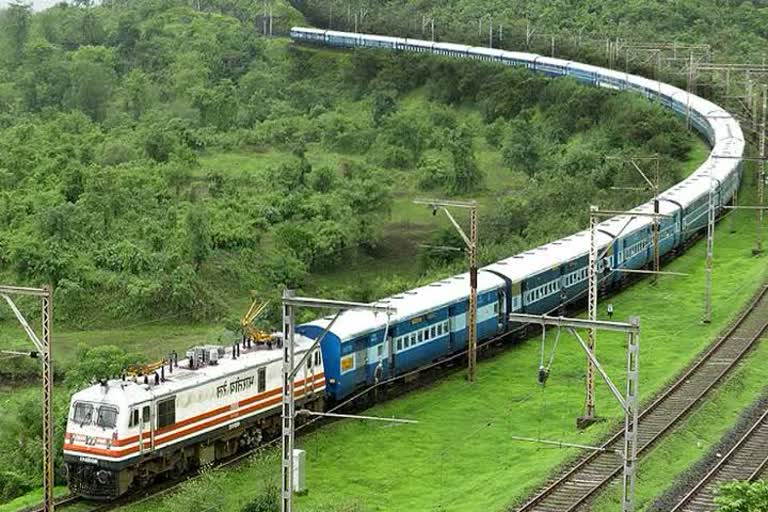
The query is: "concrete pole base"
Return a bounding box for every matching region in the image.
[576,415,605,430]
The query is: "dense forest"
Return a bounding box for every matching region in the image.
[299,0,768,64]
[0,1,701,501]
[0,0,697,329]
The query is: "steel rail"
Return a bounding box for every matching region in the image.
[669,407,768,511]
[24,494,81,512]
[516,285,768,512]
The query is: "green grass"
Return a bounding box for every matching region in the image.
[589,342,768,512]
[119,174,768,512]
[0,321,224,369]
[0,486,76,512]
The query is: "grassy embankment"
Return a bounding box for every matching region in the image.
[115,164,768,512]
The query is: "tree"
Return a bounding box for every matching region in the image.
[122,69,153,120]
[371,89,397,127]
[186,206,212,271]
[65,47,116,122]
[64,345,135,390]
[1,2,31,68]
[716,481,768,512]
[502,119,538,177]
[446,124,483,195]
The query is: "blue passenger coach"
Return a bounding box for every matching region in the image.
[290,27,745,403]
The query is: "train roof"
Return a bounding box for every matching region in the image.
[70,336,318,408]
[291,27,325,35]
[302,271,506,341]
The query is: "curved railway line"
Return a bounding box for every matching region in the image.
[668,405,768,511]
[516,284,768,512]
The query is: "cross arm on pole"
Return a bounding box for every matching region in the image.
[297,410,419,424]
[628,161,656,191]
[413,199,475,249]
[507,313,639,333]
[0,285,48,297]
[592,209,671,218]
[288,311,341,380]
[281,296,395,314]
[1,294,44,353]
[568,328,629,414]
[440,207,472,249]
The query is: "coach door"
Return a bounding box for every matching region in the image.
[138,403,152,455]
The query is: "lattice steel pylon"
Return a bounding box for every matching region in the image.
[280,292,395,512]
[584,206,599,422]
[757,84,767,254]
[468,205,478,383]
[622,316,640,512]
[703,177,716,323]
[0,285,53,512]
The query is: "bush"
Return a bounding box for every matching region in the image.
[241,483,279,512]
[716,480,768,512]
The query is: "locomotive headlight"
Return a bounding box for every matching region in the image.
[96,470,110,485]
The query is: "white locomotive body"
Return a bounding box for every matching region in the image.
[64,337,324,499]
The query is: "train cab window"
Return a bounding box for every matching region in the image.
[157,397,176,429]
[129,409,139,427]
[73,402,93,425]
[314,351,322,366]
[257,367,266,393]
[97,406,118,429]
[142,405,150,424]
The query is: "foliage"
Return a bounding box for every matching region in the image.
[716,481,768,512]
[241,483,279,512]
[63,344,140,390]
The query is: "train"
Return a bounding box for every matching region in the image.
[63,27,744,499]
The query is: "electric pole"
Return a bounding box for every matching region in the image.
[582,207,667,427]
[703,175,716,323]
[756,84,766,255]
[280,292,396,512]
[415,199,478,382]
[583,206,599,425]
[606,155,662,283]
[0,285,53,512]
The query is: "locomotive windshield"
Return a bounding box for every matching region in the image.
[96,406,119,429]
[72,402,93,426]
[71,402,119,428]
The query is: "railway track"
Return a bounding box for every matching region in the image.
[668,405,768,511]
[515,284,768,512]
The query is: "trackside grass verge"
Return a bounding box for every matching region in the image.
[117,184,768,512]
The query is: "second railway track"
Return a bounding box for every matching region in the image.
[515,284,768,512]
[668,404,768,511]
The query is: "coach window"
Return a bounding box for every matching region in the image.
[129,409,139,427]
[257,368,266,393]
[397,338,403,351]
[157,397,176,429]
[430,326,436,339]
[418,331,423,342]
